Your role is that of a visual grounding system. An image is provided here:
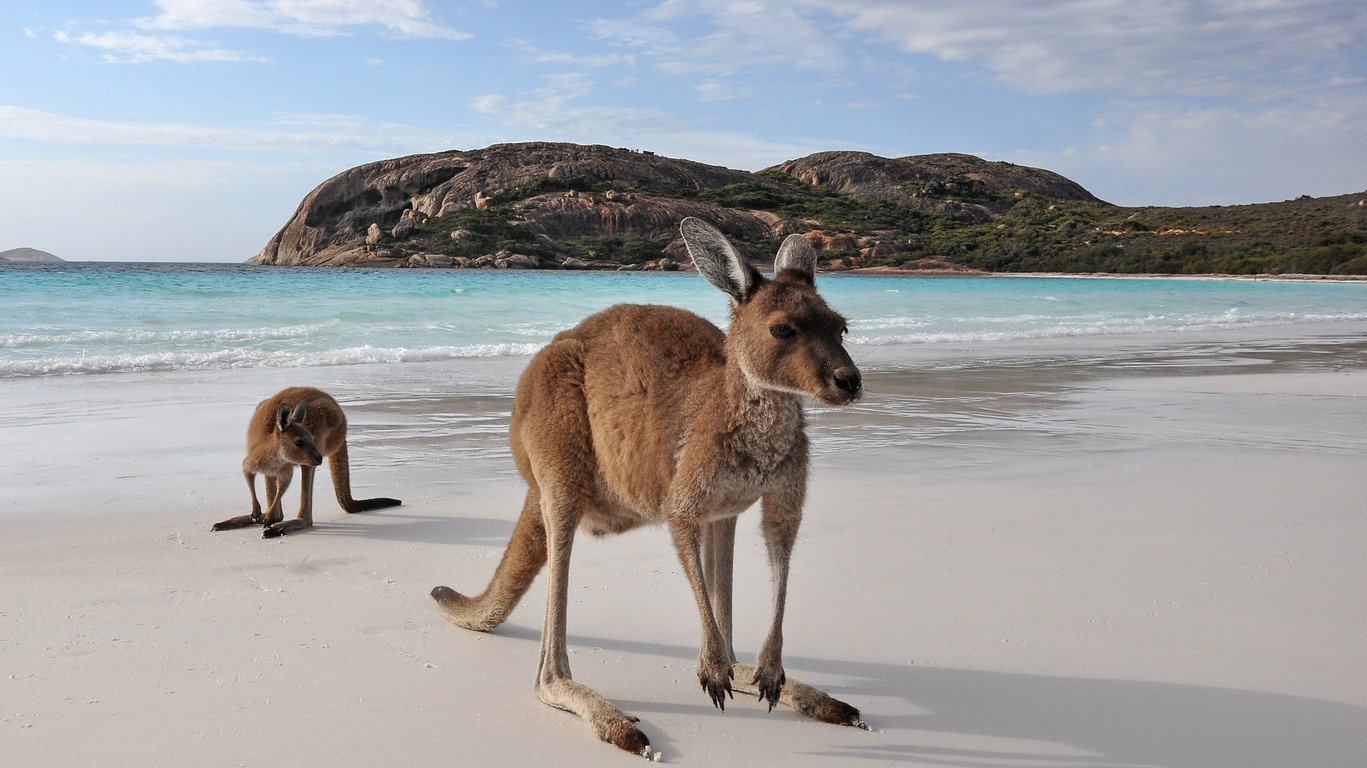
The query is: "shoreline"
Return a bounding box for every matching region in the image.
[843,266,1367,281]
[9,258,1367,281]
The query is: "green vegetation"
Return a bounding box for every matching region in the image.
[362,204,555,260]
[559,236,669,264]
[692,173,939,232]
[922,195,1367,275]
[356,158,1366,275]
[681,171,1367,274]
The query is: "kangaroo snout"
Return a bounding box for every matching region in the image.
[833,367,862,400]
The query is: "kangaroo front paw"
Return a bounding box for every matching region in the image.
[751,665,787,712]
[697,658,734,710]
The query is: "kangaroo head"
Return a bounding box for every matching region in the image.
[680,217,862,406]
[274,402,324,466]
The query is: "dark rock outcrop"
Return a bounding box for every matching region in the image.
[254,142,760,266]
[250,142,1106,269]
[767,151,1101,222]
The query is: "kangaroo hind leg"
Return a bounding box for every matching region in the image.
[210,470,274,530]
[504,339,653,757]
[211,470,269,531]
[533,482,651,758]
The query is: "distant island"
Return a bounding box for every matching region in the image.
[253,142,1367,275]
[0,247,63,263]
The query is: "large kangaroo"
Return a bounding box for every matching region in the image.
[431,218,865,757]
[212,386,401,538]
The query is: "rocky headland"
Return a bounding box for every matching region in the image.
[253,142,1367,275]
[0,247,63,262]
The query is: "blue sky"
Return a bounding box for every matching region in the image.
[3,1,1365,262]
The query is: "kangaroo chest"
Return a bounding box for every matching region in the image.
[699,394,805,515]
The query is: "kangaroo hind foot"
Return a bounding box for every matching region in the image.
[536,675,655,759]
[262,518,313,538]
[730,662,867,729]
[210,514,262,532]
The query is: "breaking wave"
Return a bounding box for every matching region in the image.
[0,342,544,378]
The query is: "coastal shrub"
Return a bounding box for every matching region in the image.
[692,176,936,233]
[695,182,794,210]
[563,236,668,264]
[414,206,553,259]
[1330,255,1367,275]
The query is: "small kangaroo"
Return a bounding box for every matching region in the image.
[431,218,865,757]
[212,386,401,538]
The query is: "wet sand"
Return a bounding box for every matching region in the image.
[3,325,1366,766]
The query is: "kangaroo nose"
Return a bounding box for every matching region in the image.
[834,368,862,398]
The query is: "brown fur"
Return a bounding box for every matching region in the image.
[431,218,865,757]
[211,386,400,538]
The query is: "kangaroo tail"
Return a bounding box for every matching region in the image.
[329,442,401,513]
[431,489,547,631]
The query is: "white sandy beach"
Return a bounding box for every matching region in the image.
[3,328,1366,767]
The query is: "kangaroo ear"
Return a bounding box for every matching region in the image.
[289,402,307,425]
[774,233,818,282]
[680,217,759,304]
[276,404,293,432]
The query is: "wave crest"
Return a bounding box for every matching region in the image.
[0,342,544,378]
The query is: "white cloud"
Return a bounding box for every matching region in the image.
[568,0,1367,202]
[0,105,465,155]
[649,130,833,171]
[1015,98,1367,205]
[469,73,831,170]
[473,73,679,137]
[53,29,264,64]
[52,0,469,62]
[0,154,319,190]
[590,0,846,76]
[794,0,1367,98]
[535,50,639,68]
[693,80,750,101]
[134,0,278,32]
[135,0,470,39]
[133,0,472,39]
[54,0,469,62]
[587,1,1365,100]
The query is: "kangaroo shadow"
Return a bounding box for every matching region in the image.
[482,625,1366,768]
[308,511,513,546]
[207,506,515,547]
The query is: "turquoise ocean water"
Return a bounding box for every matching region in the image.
[4,261,1367,379]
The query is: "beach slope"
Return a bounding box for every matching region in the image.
[2,347,1365,766]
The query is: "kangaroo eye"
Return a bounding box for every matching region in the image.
[294,439,306,448]
[770,324,796,340]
